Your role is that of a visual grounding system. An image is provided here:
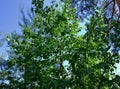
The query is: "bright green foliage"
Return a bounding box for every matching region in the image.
[3,0,120,89]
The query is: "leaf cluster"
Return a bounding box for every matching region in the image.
[0,0,120,89]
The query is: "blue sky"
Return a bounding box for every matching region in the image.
[0,0,53,36]
[0,0,32,36]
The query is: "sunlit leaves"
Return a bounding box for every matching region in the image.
[3,0,120,88]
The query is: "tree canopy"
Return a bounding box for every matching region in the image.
[0,0,120,88]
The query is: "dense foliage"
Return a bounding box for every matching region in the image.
[73,0,120,55]
[0,0,120,88]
